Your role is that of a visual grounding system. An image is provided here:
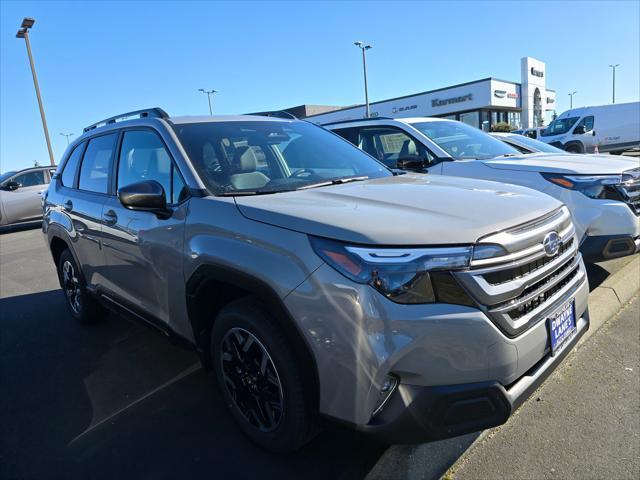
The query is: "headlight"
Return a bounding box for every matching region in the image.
[542,173,622,199]
[309,237,475,306]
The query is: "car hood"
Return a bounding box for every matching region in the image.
[234,174,562,245]
[482,153,640,174]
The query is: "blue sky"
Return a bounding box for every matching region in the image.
[1,0,639,172]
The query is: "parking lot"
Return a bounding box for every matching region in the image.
[1,225,638,480]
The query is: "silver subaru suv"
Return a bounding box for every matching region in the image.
[43,108,590,452]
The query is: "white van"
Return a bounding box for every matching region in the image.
[539,101,640,154]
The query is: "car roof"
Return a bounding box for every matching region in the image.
[325,116,455,127]
[168,114,296,125]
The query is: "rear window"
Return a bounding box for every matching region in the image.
[78,134,118,193]
[61,143,85,187]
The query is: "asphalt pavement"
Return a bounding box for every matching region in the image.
[449,296,639,480]
[1,226,638,480]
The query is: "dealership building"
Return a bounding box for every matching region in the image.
[279,57,555,130]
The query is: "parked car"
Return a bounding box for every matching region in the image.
[511,127,547,139]
[0,166,55,226]
[490,132,567,154]
[326,117,640,261]
[539,102,640,154]
[45,108,589,452]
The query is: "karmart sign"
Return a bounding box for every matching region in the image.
[432,93,472,107]
[530,67,544,78]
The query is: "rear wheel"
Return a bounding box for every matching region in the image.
[211,299,316,452]
[57,249,107,324]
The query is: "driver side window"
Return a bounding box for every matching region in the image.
[357,127,433,168]
[117,130,187,204]
[574,116,594,133]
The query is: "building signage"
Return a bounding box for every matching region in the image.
[392,104,417,114]
[494,90,506,98]
[508,93,518,99]
[547,97,555,104]
[432,93,472,108]
[530,67,544,78]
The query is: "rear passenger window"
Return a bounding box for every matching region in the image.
[117,130,187,205]
[79,134,117,193]
[61,143,85,187]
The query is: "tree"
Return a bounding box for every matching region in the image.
[490,122,513,132]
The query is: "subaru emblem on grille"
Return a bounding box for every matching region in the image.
[543,231,561,257]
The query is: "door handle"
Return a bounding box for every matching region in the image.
[102,210,118,225]
[63,200,73,212]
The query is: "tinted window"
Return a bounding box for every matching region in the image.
[0,171,17,184]
[61,143,85,187]
[79,134,117,193]
[13,170,45,187]
[118,130,187,204]
[174,121,390,195]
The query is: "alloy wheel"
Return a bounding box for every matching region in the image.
[220,327,284,432]
[62,260,81,314]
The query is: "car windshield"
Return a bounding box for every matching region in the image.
[506,135,565,153]
[173,120,391,195]
[0,171,17,184]
[411,121,520,160]
[541,117,579,136]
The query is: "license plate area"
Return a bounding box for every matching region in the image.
[548,301,576,355]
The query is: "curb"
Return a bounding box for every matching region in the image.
[580,256,640,347]
[442,255,639,480]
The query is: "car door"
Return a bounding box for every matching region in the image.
[1,169,47,223]
[100,128,189,324]
[572,115,596,151]
[68,133,118,287]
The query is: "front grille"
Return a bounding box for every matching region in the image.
[482,238,574,285]
[501,259,579,320]
[617,168,640,215]
[454,206,585,338]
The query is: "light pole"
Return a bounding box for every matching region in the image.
[60,132,74,145]
[609,64,619,104]
[354,41,372,118]
[16,18,55,166]
[568,91,577,109]
[198,88,218,115]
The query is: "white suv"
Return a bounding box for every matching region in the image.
[325,117,640,262]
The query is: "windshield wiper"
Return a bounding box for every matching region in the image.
[493,153,520,158]
[295,176,369,190]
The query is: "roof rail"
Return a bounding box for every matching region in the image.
[252,111,297,120]
[83,107,169,133]
[319,116,393,127]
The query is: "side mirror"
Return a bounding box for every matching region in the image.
[592,130,596,136]
[573,125,586,135]
[396,155,426,172]
[3,181,22,191]
[118,180,170,217]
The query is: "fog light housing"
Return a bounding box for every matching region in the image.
[372,374,399,416]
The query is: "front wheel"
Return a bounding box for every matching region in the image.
[564,144,583,154]
[211,299,316,452]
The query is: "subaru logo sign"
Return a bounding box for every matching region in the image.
[543,232,561,257]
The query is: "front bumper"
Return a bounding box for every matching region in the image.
[580,234,640,262]
[357,309,589,444]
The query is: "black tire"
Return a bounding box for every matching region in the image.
[211,298,316,452]
[564,144,583,154]
[57,249,107,324]
[610,150,624,155]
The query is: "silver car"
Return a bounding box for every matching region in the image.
[44,108,589,452]
[0,166,55,226]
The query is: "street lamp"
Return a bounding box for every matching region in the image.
[16,18,55,166]
[609,64,620,104]
[568,91,577,109]
[354,41,373,118]
[60,132,74,145]
[198,88,219,115]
